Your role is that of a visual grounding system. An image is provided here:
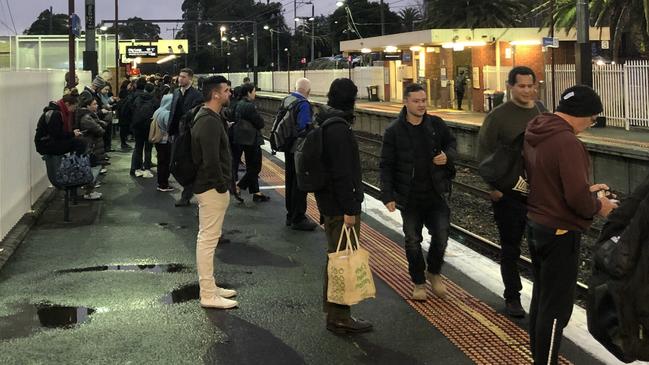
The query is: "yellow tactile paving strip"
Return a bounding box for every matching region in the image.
[259,156,571,365]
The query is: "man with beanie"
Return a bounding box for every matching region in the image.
[524,85,618,365]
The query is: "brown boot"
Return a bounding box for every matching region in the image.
[426,272,448,299]
[412,284,427,301]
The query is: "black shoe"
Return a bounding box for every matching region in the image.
[232,191,244,203]
[285,218,292,227]
[252,194,270,202]
[505,300,526,318]
[326,317,373,334]
[121,144,132,150]
[291,219,317,231]
[175,199,191,207]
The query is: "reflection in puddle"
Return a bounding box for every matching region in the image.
[57,264,191,274]
[0,303,95,341]
[161,283,200,304]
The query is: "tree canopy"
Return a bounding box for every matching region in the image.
[23,9,69,35]
[106,17,161,40]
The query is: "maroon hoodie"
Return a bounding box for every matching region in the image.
[524,113,601,232]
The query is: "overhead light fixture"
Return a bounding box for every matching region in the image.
[220,26,226,32]
[264,25,269,30]
[99,25,108,31]
[336,1,344,7]
[361,48,372,54]
[510,40,542,46]
[596,60,605,66]
[442,41,486,50]
[156,55,177,64]
[426,47,439,53]
[221,36,227,41]
[409,46,421,52]
[384,46,398,53]
[207,42,212,46]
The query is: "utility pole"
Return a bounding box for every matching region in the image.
[311,3,315,62]
[67,0,75,90]
[380,0,385,36]
[114,0,119,83]
[84,0,98,78]
[253,22,259,85]
[277,18,281,71]
[575,0,592,86]
[49,6,53,34]
[294,0,297,32]
[166,26,180,39]
[550,0,556,110]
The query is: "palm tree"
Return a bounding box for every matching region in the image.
[425,0,532,29]
[535,0,649,61]
[399,7,423,32]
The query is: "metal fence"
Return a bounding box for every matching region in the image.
[545,61,649,129]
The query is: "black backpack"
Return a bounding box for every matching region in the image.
[34,110,55,154]
[477,132,528,198]
[170,106,201,186]
[587,177,649,363]
[270,97,308,152]
[294,117,348,192]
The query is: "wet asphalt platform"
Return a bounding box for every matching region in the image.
[0,147,606,364]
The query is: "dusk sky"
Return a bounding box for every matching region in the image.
[0,0,419,37]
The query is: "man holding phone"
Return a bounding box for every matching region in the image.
[380,83,458,301]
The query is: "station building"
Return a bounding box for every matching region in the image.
[340,27,611,112]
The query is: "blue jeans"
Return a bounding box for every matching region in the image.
[400,195,450,284]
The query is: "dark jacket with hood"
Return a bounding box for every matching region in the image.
[231,97,265,146]
[35,102,76,155]
[76,107,106,160]
[524,113,601,232]
[379,106,457,209]
[131,91,159,136]
[191,106,232,195]
[313,105,364,217]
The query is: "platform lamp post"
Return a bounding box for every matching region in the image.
[575,0,592,87]
[219,26,226,56]
[264,25,282,72]
[285,47,290,93]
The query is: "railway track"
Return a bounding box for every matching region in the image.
[361,181,589,300]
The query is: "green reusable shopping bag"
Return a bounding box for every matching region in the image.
[327,226,376,306]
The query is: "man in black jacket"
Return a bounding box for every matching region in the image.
[380,83,457,301]
[315,78,372,334]
[169,68,204,207]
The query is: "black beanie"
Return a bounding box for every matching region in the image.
[556,85,603,117]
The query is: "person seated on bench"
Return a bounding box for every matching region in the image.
[35,93,85,156]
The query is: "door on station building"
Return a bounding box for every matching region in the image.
[389,60,402,103]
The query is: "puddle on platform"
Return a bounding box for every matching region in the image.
[161,283,200,304]
[57,264,191,274]
[217,241,299,268]
[0,302,95,341]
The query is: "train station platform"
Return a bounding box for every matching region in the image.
[0,142,625,364]
[258,91,649,151]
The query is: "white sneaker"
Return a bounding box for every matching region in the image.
[200,296,238,309]
[99,168,108,174]
[156,186,174,192]
[217,287,237,298]
[83,192,102,200]
[141,170,154,178]
[134,169,145,177]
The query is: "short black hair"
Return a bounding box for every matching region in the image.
[202,75,229,102]
[507,66,536,85]
[162,74,171,84]
[243,76,251,83]
[144,83,155,93]
[327,78,358,112]
[404,83,426,99]
[136,76,147,90]
[239,82,256,99]
[179,68,194,77]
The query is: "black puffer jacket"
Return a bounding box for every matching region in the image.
[313,105,364,217]
[131,92,159,136]
[231,98,265,146]
[379,106,457,209]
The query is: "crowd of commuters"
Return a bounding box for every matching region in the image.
[35,65,619,364]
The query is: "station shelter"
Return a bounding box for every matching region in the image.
[340,27,611,112]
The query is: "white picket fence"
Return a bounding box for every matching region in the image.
[212,67,386,101]
[544,61,649,129]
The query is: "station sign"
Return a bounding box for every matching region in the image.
[542,37,559,48]
[126,46,158,58]
[382,51,402,61]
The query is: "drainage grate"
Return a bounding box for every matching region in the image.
[261,156,571,365]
